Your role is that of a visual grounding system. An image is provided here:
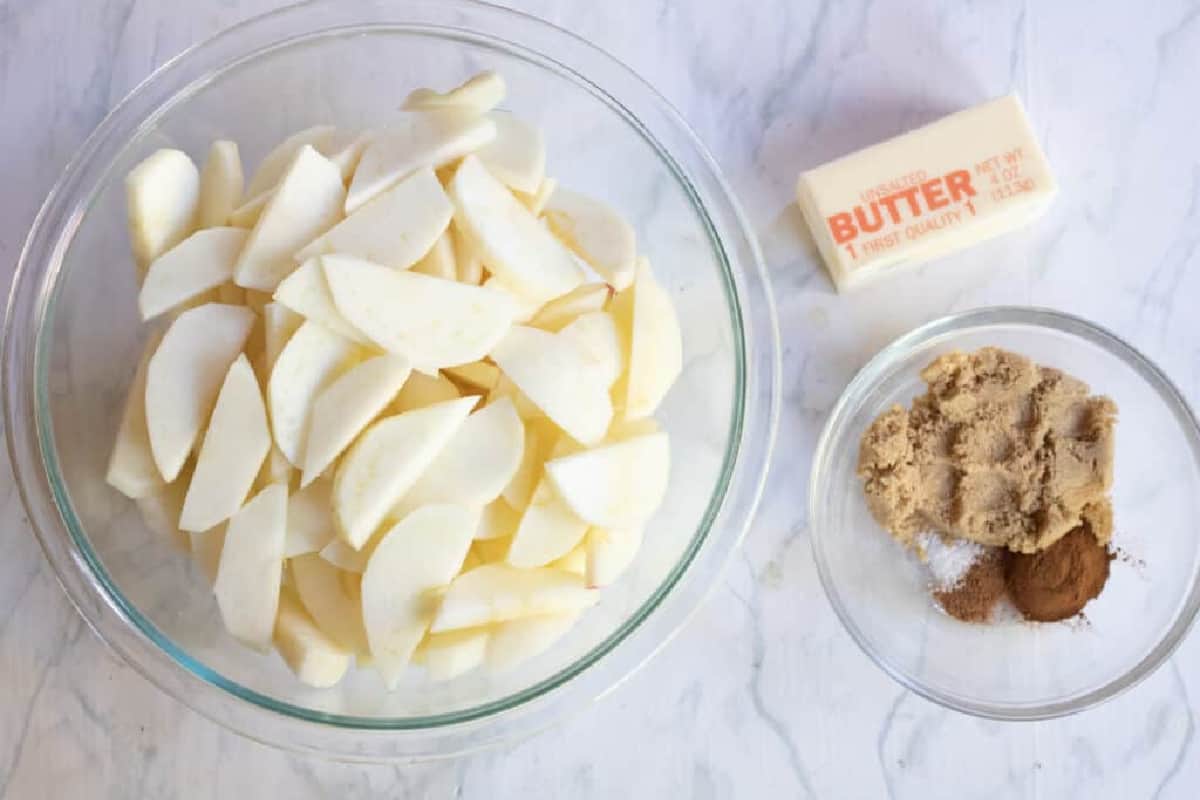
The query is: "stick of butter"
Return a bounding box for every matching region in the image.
[796,94,1056,291]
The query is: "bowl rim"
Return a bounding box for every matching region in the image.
[809,305,1200,721]
[2,0,781,759]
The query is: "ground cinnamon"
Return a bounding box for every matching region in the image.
[1006,525,1112,622]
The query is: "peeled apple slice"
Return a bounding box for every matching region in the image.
[390,370,460,413]
[411,231,457,280]
[291,553,369,654]
[134,468,188,540]
[361,505,478,688]
[416,629,489,681]
[261,302,304,368]
[619,258,683,419]
[430,564,597,633]
[234,145,345,291]
[489,325,612,446]
[477,111,545,194]
[558,311,624,388]
[402,71,506,114]
[501,419,556,510]
[449,156,583,303]
[332,396,477,548]
[475,498,521,540]
[229,190,271,229]
[543,188,637,291]
[268,320,360,467]
[529,282,610,332]
[273,258,369,344]
[481,276,542,323]
[586,527,643,587]
[320,537,369,574]
[179,355,271,532]
[302,354,412,486]
[550,545,587,577]
[322,254,516,370]
[274,592,351,688]
[107,336,162,499]
[515,177,557,217]
[138,227,248,320]
[487,611,580,673]
[213,483,288,650]
[506,477,590,568]
[284,477,336,557]
[126,149,200,272]
[325,129,375,181]
[295,167,453,270]
[442,361,499,394]
[346,110,497,214]
[544,433,670,529]
[145,303,255,482]
[245,124,336,199]
[197,140,244,228]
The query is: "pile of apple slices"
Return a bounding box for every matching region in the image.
[107,71,684,689]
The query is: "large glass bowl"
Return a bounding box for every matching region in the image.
[810,307,1200,720]
[2,0,779,760]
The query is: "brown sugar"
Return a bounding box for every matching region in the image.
[1006,524,1112,622]
[933,548,1008,622]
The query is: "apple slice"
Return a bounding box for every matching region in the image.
[285,477,336,557]
[332,396,476,548]
[394,398,524,514]
[430,564,597,633]
[273,258,369,344]
[487,372,544,422]
[245,124,336,199]
[389,370,460,413]
[145,304,255,482]
[325,129,375,181]
[291,553,369,654]
[229,190,271,229]
[606,415,661,442]
[477,112,545,194]
[213,483,288,650]
[619,258,682,419]
[361,505,477,688]
[415,628,489,681]
[550,546,587,578]
[138,227,249,320]
[234,145,346,291]
[346,110,497,213]
[179,355,271,532]
[487,611,580,673]
[586,527,643,587]
[501,416,556,510]
[443,361,499,395]
[322,254,516,369]
[262,302,303,368]
[543,188,637,291]
[107,335,163,499]
[506,478,589,568]
[411,230,457,280]
[134,467,189,540]
[126,149,200,272]
[274,591,351,688]
[480,276,542,323]
[558,311,623,388]
[402,71,506,114]
[515,177,557,217]
[529,282,610,332]
[448,156,584,303]
[295,167,453,270]
[320,537,369,574]
[302,354,411,486]
[489,325,612,445]
[475,498,521,540]
[197,140,244,228]
[544,432,669,529]
[268,320,360,467]
[472,535,512,564]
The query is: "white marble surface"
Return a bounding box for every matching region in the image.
[2,0,1199,796]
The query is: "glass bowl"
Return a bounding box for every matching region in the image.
[810,307,1200,720]
[2,0,779,759]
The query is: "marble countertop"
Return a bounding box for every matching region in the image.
[2,0,1198,797]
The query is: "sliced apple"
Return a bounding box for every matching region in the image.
[489,325,612,445]
[449,156,584,303]
[472,535,512,564]
[501,416,556,510]
[268,320,360,467]
[607,415,661,442]
[213,483,288,650]
[320,537,369,573]
[245,124,336,199]
[261,302,304,368]
[134,467,188,540]
[107,335,163,499]
[487,611,580,673]
[295,167,453,270]
[402,71,506,114]
[234,145,346,291]
[543,188,636,291]
[395,398,524,514]
[302,354,411,486]
[323,254,515,369]
[549,545,587,578]
[196,140,244,228]
[325,129,375,181]
[411,230,456,280]
[480,276,542,323]
[346,110,497,213]
[291,553,369,654]
[477,112,545,194]
[558,311,623,388]
[179,355,271,532]
[430,564,597,633]
[145,303,255,482]
[529,282,610,332]
[361,505,477,688]
[415,628,489,681]
[284,477,336,557]
[487,371,544,422]
[126,149,200,272]
[586,527,643,587]
[544,432,669,529]
[515,176,557,217]
[274,591,351,688]
[619,258,683,419]
[273,258,369,344]
[138,227,249,320]
[475,498,521,540]
[506,477,590,568]
[389,370,460,413]
[332,396,476,548]
[229,190,271,229]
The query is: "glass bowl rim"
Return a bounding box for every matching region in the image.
[809,305,1200,721]
[2,0,780,759]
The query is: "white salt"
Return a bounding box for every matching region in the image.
[915,531,985,590]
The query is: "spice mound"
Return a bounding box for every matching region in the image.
[859,347,1118,623]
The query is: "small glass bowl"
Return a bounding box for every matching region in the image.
[810,307,1200,720]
